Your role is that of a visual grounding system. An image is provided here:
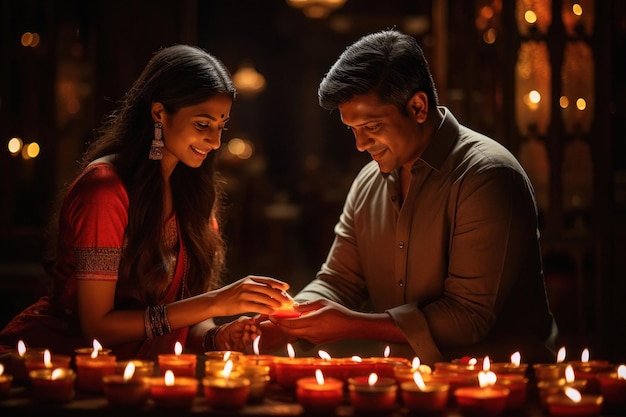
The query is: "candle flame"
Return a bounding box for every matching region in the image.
[617,365,626,380]
[383,345,390,358]
[253,336,260,356]
[17,340,26,357]
[581,348,589,363]
[90,339,102,359]
[351,356,362,363]
[44,349,52,368]
[51,368,64,380]
[478,370,497,388]
[174,341,183,356]
[411,357,421,370]
[565,387,582,403]
[368,373,378,386]
[0,364,4,376]
[165,370,175,386]
[223,359,233,378]
[318,350,331,360]
[557,346,566,363]
[565,364,575,383]
[287,343,295,359]
[483,356,491,372]
[315,369,325,385]
[223,351,231,362]
[511,352,521,366]
[123,361,136,381]
[413,371,426,390]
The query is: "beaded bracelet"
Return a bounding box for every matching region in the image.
[144,304,172,339]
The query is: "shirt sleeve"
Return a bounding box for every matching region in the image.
[65,164,129,281]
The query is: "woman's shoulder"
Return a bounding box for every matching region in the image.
[68,155,126,201]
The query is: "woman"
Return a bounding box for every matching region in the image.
[0,44,291,360]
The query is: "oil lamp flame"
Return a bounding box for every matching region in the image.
[315,369,325,385]
[0,364,4,376]
[51,368,64,380]
[383,346,390,358]
[557,346,567,363]
[287,343,295,359]
[223,359,233,378]
[511,352,521,366]
[17,340,26,357]
[483,356,491,372]
[44,349,52,368]
[411,357,421,370]
[468,357,478,366]
[351,356,362,362]
[253,336,260,356]
[318,350,331,360]
[565,387,582,403]
[368,373,378,386]
[581,348,589,363]
[478,370,497,388]
[174,341,183,356]
[91,339,103,359]
[123,361,136,381]
[413,371,426,390]
[165,370,175,386]
[223,351,231,361]
[565,364,575,383]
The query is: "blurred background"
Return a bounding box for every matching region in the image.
[1,0,625,362]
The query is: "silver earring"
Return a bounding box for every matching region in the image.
[149,122,164,160]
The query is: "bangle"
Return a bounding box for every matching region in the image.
[203,326,222,352]
[144,304,172,339]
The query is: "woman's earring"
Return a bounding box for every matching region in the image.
[149,122,164,160]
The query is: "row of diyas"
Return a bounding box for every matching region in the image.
[2,338,626,415]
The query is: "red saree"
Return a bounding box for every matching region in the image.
[0,161,188,360]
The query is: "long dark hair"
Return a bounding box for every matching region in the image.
[79,44,235,305]
[318,30,438,114]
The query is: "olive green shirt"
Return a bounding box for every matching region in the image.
[296,107,557,365]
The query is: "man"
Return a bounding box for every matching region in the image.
[267,30,557,365]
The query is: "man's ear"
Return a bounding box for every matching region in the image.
[151,102,165,123]
[407,91,429,123]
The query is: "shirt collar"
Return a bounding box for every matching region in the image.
[416,106,460,172]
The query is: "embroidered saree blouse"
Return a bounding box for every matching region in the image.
[0,161,188,359]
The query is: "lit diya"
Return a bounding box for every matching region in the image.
[270,291,301,318]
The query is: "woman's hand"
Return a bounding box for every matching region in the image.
[206,275,291,317]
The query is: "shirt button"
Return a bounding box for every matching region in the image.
[399,241,405,248]
[398,280,404,287]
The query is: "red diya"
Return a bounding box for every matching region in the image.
[597,364,626,412]
[569,348,613,394]
[102,361,150,407]
[545,387,603,417]
[203,359,250,409]
[454,356,510,417]
[371,345,411,378]
[150,370,199,409]
[534,346,569,382]
[158,341,197,377]
[0,363,13,396]
[394,356,433,385]
[274,343,317,389]
[296,369,344,413]
[537,364,588,409]
[9,340,46,382]
[490,351,529,377]
[400,370,449,414]
[75,341,117,393]
[348,373,398,414]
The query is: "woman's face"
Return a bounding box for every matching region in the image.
[156,93,232,171]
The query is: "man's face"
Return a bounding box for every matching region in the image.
[339,92,423,173]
